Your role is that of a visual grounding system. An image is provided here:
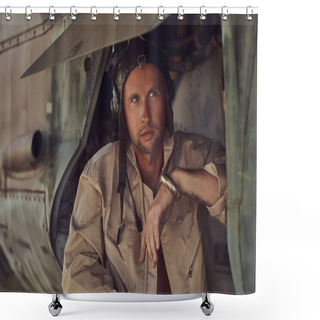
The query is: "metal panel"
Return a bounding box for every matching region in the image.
[173,45,225,145]
[22,14,164,78]
[0,190,61,292]
[0,14,103,292]
[222,14,257,294]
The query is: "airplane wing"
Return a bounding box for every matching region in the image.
[21,14,164,78]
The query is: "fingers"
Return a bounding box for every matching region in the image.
[146,227,158,268]
[140,227,159,268]
[150,214,161,256]
[140,203,164,268]
[146,237,155,268]
[154,224,160,251]
[149,232,158,267]
[140,232,158,268]
[140,231,146,264]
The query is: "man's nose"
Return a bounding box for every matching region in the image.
[141,99,150,123]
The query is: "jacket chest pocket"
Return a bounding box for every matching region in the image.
[168,196,196,242]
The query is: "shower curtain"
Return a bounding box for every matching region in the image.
[0,9,257,296]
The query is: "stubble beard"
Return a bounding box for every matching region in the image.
[132,124,163,155]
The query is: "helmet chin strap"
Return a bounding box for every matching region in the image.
[117,104,128,245]
[116,159,126,244]
[116,184,125,245]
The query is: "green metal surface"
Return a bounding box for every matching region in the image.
[222,14,257,294]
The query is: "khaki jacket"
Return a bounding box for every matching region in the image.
[62,130,226,294]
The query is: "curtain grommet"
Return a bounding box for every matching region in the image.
[113,6,120,21]
[25,6,32,21]
[177,6,184,20]
[200,6,207,21]
[135,6,142,21]
[221,6,228,21]
[5,6,12,21]
[246,6,253,21]
[90,6,98,21]
[70,6,77,21]
[157,6,164,21]
[48,6,55,21]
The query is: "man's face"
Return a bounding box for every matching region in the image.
[123,63,166,156]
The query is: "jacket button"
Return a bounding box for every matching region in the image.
[176,216,184,224]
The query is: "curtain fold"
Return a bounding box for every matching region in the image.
[222,14,258,294]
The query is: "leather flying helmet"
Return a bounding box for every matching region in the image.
[108,36,174,135]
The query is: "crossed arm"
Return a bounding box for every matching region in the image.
[140,167,220,268]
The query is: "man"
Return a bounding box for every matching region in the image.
[62,37,227,294]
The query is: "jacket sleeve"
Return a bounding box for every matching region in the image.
[202,139,227,226]
[62,173,116,293]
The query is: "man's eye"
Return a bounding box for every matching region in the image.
[131,96,139,103]
[149,90,157,97]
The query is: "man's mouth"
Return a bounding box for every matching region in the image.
[141,129,154,141]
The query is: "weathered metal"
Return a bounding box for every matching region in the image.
[21,14,164,78]
[222,14,257,294]
[0,14,71,292]
[3,131,44,172]
[0,14,103,292]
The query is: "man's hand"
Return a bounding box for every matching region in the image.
[140,167,220,268]
[140,184,174,268]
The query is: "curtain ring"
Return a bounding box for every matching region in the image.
[4,6,12,21]
[221,6,228,21]
[157,6,164,21]
[113,6,120,21]
[200,6,207,21]
[135,6,142,21]
[90,6,98,21]
[25,6,32,21]
[48,6,55,21]
[246,6,253,21]
[70,6,77,21]
[177,6,184,20]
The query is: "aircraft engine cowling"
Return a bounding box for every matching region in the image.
[3,130,44,172]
